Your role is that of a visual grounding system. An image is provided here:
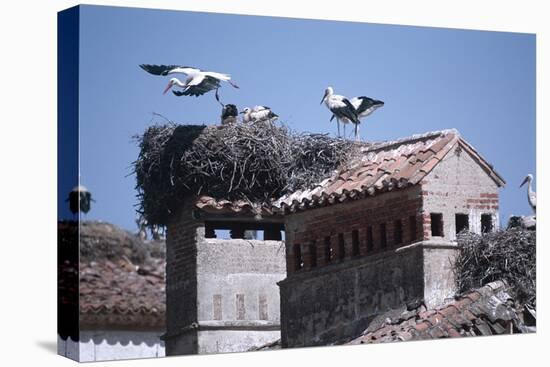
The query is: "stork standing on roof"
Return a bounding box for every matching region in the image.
[240,106,279,123]
[520,174,536,214]
[330,96,385,141]
[320,87,359,139]
[140,64,239,106]
[66,185,94,215]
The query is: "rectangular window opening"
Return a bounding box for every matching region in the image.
[481,214,493,233]
[294,244,303,270]
[430,213,444,237]
[204,221,284,241]
[394,220,403,245]
[455,213,469,234]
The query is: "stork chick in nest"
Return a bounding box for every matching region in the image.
[221,104,238,125]
[241,106,279,123]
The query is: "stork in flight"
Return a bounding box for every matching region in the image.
[520,174,536,214]
[139,64,239,106]
[320,87,359,139]
[330,96,384,140]
[241,106,279,123]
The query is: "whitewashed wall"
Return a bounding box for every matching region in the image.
[58,331,165,362]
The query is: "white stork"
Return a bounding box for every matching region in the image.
[320,87,359,139]
[240,106,279,123]
[520,174,536,214]
[139,64,239,105]
[330,96,384,140]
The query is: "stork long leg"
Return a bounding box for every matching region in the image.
[337,119,341,138]
[214,88,224,107]
[344,123,347,140]
[355,123,360,141]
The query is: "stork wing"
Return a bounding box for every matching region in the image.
[139,64,180,76]
[353,96,384,118]
[202,71,231,81]
[253,106,271,111]
[329,98,359,123]
[341,98,360,123]
[352,97,375,113]
[172,76,221,97]
[139,64,199,76]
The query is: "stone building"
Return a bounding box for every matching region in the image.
[275,129,505,348]
[163,197,286,355]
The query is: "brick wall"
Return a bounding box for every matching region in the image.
[164,202,286,355]
[279,245,426,347]
[421,144,500,240]
[164,200,201,355]
[279,143,501,347]
[284,186,423,275]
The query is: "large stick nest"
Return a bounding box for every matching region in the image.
[133,121,363,225]
[455,228,536,307]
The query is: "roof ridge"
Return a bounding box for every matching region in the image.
[364,128,460,153]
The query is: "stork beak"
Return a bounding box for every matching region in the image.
[239,111,245,114]
[520,176,529,188]
[320,91,328,104]
[163,81,173,95]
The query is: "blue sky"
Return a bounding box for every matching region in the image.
[71,5,535,231]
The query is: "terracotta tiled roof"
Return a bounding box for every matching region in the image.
[80,258,165,329]
[64,222,167,330]
[195,195,280,216]
[249,281,535,351]
[348,280,535,344]
[275,129,505,213]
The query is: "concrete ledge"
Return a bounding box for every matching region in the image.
[203,239,285,246]
[395,239,458,252]
[163,320,280,339]
[199,320,280,330]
